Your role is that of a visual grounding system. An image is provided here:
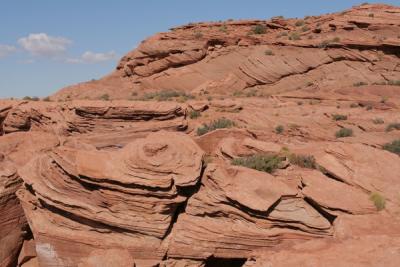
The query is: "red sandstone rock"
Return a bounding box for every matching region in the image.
[0,3,400,266]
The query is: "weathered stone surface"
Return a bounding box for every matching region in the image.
[17,131,204,266]
[0,3,400,266]
[168,163,331,259]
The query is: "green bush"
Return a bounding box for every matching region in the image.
[140,90,194,102]
[289,154,316,169]
[332,114,348,121]
[388,80,400,86]
[197,118,235,136]
[370,192,385,211]
[100,94,110,101]
[264,50,274,56]
[219,25,228,33]
[23,96,39,101]
[232,154,283,173]
[194,31,203,39]
[301,26,310,32]
[335,128,353,138]
[353,81,368,87]
[386,123,400,132]
[289,32,301,40]
[189,110,201,119]
[383,139,400,155]
[252,24,267,34]
[275,125,284,134]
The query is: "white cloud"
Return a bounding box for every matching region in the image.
[66,51,118,64]
[18,33,72,57]
[0,44,16,58]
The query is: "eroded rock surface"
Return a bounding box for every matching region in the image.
[1,3,400,267]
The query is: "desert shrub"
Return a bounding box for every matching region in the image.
[301,26,310,32]
[386,123,400,132]
[232,154,283,174]
[219,24,228,33]
[141,90,193,101]
[275,125,284,134]
[197,118,235,136]
[297,101,303,105]
[100,94,110,101]
[350,103,359,108]
[372,118,384,124]
[332,37,341,42]
[23,96,39,101]
[264,49,274,56]
[189,110,201,119]
[332,114,348,121]
[388,80,400,86]
[370,192,385,211]
[353,81,368,87]
[335,128,353,138]
[289,32,301,40]
[278,32,288,38]
[194,31,203,39]
[318,40,331,48]
[380,96,389,103]
[42,97,51,102]
[366,105,373,111]
[295,20,305,27]
[245,89,257,97]
[131,91,138,96]
[368,13,374,17]
[289,154,316,169]
[251,24,267,34]
[383,139,400,155]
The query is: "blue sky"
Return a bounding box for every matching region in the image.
[0,0,399,98]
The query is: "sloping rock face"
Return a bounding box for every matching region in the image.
[53,4,400,101]
[1,3,400,267]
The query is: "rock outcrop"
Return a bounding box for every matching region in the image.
[1,3,400,267]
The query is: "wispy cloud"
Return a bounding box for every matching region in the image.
[18,33,72,57]
[66,51,118,64]
[0,44,17,58]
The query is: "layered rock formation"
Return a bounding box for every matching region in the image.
[1,3,400,267]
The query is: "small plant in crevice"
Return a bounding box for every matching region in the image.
[197,118,235,136]
[251,24,267,35]
[289,32,301,40]
[295,20,305,27]
[232,154,283,174]
[288,154,316,169]
[353,81,368,87]
[383,139,400,155]
[275,125,284,134]
[264,49,274,56]
[369,192,385,211]
[189,110,201,119]
[194,31,203,39]
[100,94,110,101]
[350,103,359,108]
[335,128,353,138]
[386,123,400,132]
[331,114,348,121]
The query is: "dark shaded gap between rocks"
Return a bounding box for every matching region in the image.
[304,197,337,224]
[204,256,247,267]
[161,162,207,240]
